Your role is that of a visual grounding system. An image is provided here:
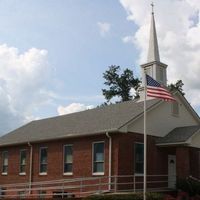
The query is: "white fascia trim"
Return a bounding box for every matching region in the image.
[156,142,189,146]
[175,91,200,123]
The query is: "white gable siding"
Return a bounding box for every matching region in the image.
[127,97,198,137]
[189,131,200,148]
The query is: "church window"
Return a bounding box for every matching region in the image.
[2,151,8,175]
[63,144,73,174]
[134,143,144,174]
[93,142,104,175]
[19,149,26,174]
[39,147,48,175]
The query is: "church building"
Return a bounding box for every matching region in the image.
[0,8,199,198]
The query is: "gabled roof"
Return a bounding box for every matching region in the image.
[156,125,200,146]
[0,99,160,147]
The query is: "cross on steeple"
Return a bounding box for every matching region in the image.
[147,2,159,63]
[151,2,154,14]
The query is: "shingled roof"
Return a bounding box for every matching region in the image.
[0,99,160,147]
[156,125,200,145]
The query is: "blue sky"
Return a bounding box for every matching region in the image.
[0,0,200,135]
[0,1,137,89]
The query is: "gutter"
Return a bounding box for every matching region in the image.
[106,132,112,191]
[28,142,33,195]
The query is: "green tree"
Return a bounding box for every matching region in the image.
[102,65,140,103]
[168,80,185,96]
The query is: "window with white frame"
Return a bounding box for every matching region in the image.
[39,147,48,174]
[2,151,8,174]
[19,150,26,174]
[134,143,144,174]
[63,145,73,174]
[93,142,104,174]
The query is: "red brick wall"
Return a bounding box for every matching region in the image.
[0,134,110,185]
[190,147,200,179]
[176,147,190,178]
[175,147,200,179]
[33,135,109,182]
[116,132,168,176]
[110,134,120,176]
[0,132,199,187]
[0,145,30,184]
[0,132,174,184]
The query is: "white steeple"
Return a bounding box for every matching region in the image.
[147,4,160,62]
[138,3,168,100]
[140,3,167,87]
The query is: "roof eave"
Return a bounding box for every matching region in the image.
[175,91,200,123]
[0,128,121,148]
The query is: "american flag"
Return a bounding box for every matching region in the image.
[146,75,176,101]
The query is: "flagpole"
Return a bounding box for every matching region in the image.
[144,72,147,200]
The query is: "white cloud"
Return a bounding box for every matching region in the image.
[57,103,94,115]
[120,0,200,109]
[0,44,52,135]
[97,22,111,37]
[122,35,135,44]
[51,93,104,102]
[130,87,137,97]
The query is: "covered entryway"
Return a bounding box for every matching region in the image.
[156,125,200,183]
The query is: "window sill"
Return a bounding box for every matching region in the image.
[92,172,104,176]
[134,173,144,177]
[39,172,47,176]
[1,173,8,176]
[19,173,26,176]
[63,172,73,176]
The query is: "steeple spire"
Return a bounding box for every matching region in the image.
[139,3,167,100]
[138,2,168,100]
[147,3,160,62]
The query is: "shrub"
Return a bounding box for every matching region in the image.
[146,192,164,200]
[176,177,200,196]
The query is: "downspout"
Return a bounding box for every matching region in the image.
[106,132,112,191]
[28,142,33,195]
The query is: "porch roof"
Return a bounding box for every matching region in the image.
[156,125,200,146]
